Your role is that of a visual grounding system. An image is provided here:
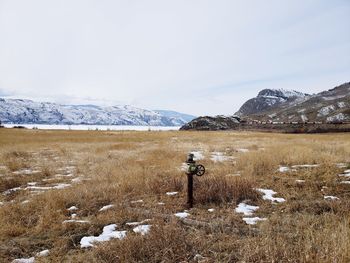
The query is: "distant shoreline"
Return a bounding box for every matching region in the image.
[1,124,180,131]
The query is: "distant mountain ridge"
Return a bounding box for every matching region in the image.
[181,82,350,131]
[0,98,196,126]
[235,88,309,117]
[237,82,350,123]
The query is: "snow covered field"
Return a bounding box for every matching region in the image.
[0,129,349,262]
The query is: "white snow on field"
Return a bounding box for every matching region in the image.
[226,172,241,177]
[80,224,126,248]
[12,169,41,175]
[36,249,50,257]
[340,181,350,184]
[71,177,83,183]
[257,189,285,203]
[296,179,305,183]
[0,165,7,170]
[291,164,319,168]
[236,148,249,153]
[180,163,188,171]
[63,220,90,224]
[336,163,348,168]
[339,173,350,178]
[190,151,204,160]
[21,200,30,204]
[26,183,71,191]
[67,206,78,211]
[243,217,267,225]
[27,182,37,186]
[131,200,144,203]
[3,187,22,195]
[235,203,259,216]
[208,208,215,212]
[166,192,178,196]
[12,257,35,263]
[133,224,151,235]
[174,212,190,218]
[324,196,339,200]
[157,202,165,205]
[99,204,114,211]
[210,152,234,162]
[126,219,151,226]
[278,166,290,172]
[0,201,4,206]
[55,173,74,177]
[344,169,350,173]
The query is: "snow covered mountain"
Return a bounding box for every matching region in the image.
[0,98,195,126]
[235,88,309,116]
[236,82,350,122]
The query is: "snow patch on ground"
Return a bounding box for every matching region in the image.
[208,208,215,212]
[235,203,259,216]
[13,169,41,175]
[36,249,50,257]
[80,224,126,248]
[243,217,267,225]
[278,166,294,172]
[26,183,71,191]
[12,257,35,263]
[257,188,285,203]
[166,192,178,196]
[133,224,151,235]
[131,200,144,203]
[210,152,234,162]
[236,148,249,153]
[180,163,188,171]
[296,179,305,183]
[99,204,114,211]
[324,196,339,200]
[174,212,190,218]
[190,151,204,160]
[67,206,78,211]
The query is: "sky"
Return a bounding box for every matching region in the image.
[0,0,349,116]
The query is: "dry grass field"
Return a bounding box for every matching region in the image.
[0,128,350,262]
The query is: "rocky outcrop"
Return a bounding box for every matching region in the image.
[180,116,240,130]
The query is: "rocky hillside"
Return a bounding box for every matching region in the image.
[241,82,350,123]
[236,89,309,117]
[181,82,350,131]
[0,98,195,126]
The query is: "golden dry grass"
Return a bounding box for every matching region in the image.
[0,128,349,262]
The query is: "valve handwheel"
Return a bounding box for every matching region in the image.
[196,164,205,176]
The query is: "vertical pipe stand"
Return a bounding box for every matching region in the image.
[187,173,194,208]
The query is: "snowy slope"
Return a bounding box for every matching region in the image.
[0,98,190,126]
[235,82,350,122]
[235,89,309,116]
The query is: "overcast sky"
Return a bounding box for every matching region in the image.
[0,0,349,116]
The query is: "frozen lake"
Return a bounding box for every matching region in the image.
[2,124,180,131]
